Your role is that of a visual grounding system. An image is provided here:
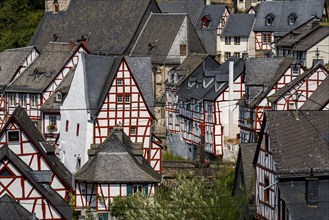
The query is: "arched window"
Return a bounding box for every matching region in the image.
[265,13,275,26]
[53,0,59,12]
[288,13,297,25]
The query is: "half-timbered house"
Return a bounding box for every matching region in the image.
[4,42,87,140]
[238,57,301,143]
[253,0,327,57]
[268,63,329,111]
[194,4,230,60]
[253,110,329,220]
[175,57,245,159]
[0,46,39,128]
[74,129,161,218]
[220,13,255,63]
[276,19,329,68]
[0,106,72,219]
[130,13,206,143]
[58,53,161,173]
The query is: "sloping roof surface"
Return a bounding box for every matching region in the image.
[240,143,257,193]
[279,180,329,219]
[222,14,256,37]
[300,75,329,110]
[130,13,205,64]
[75,130,161,183]
[158,0,204,24]
[0,46,36,89]
[5,42,72,93]
[0,194,39,220]
[253,0,325,36]
[266,110,329,178]
[29,0,160,54]
[194,5,227,55]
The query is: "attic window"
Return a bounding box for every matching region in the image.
[265,14,274,26]
[53,0,59,12]
[201,16,211,28]
[180,44,187,56]
[7,131,20,143]
[288,13,297,25]
[188,81,195,88]
[56,93,62,102]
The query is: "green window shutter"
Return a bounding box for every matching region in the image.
[144,184,148,196]
[127,184,132,196]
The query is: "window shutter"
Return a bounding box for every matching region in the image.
[144,184,149,196]
[127,184,132,195]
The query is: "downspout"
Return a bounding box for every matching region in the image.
[229,61,234,137]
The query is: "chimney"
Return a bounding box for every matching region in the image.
[206,0,211,5]
[77,35,88,48]
[69,39,76,51]
[305,169,319,207]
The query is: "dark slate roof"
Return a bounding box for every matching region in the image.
[0,147,71,220]
[0,46,37,90]
[29,0,160,54]
[267,64,328,103]
[300,76,329,110]
[221,14,256,37]
[75,130,161,183]
[0,194,39,220]
[245,57,295,107]
[130,13,205,64]
[177,57,244,100]
[253,0,325,36]
[194,5,227,55]
[265,111,329,178]
[0,106,73,188]
[82,54,154,119]
[5,42,73,93]
[40,67,75,113]
[158,0,205,24]
[276,20,329,51]
[240,143,257,193]
[279,180,329,219]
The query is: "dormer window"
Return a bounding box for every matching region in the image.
[265,13,275,26]
[215,82,225,92]
[56,92,62,102]
[188,81,195,88]
[288,13,297,25]
[203,78,213,88]
[53,0,59,12]
[201,15,211,29]
[174,73,178,83]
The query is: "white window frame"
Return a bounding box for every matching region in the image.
[125,95,130,103]
[19,94,26,107]
[9,94,16,107]
[30,95,38,108]
[117,95,123,103]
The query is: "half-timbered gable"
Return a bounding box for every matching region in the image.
[0,107,72,200]
[268,64,329,111]
[175,57,245,158]
[0,46,39,128]
[30,0,161,53]
[194,5,230,58]
[5,42,87,139]
[238,57,299,143]
[130,13,206,142]
[220,14,255,63]
[0,147,72,220]
[253,0,327,57]
[74,130,161,215]
[253,111,329,220]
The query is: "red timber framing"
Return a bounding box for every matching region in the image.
[0,116,71,200]
[0,160,64,220]
[217,7,230,35]
[93,58,160,172]
[274,67,328,110]
[0,94,6,129]
[255,32,273,51]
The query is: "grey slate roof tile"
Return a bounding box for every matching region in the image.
[253,0,325,36]
[221,14,256,37]
[29,0,160,54]
[240,143,257,193]
[75,130,161,183]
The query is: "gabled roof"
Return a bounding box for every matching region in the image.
[0,147,72,219]
[194,5,228,55]
[300,76,329,110]
[268,64,329,103]
[279,180,329,219]
[81,54,154,119]
[75,130,161,183]
[177,57,244,101]
[255,111,329,178]
[0,194,39,220]
[253,0,325,36]
[5,42,76,93]
[0,106,72,188]
[29,0,160,54]
[276,20,329,51]
[221,14,256,37]
[130,13,205,64]
[158,0,205,24]
[244,57,295,107]
[0,46,38,90]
